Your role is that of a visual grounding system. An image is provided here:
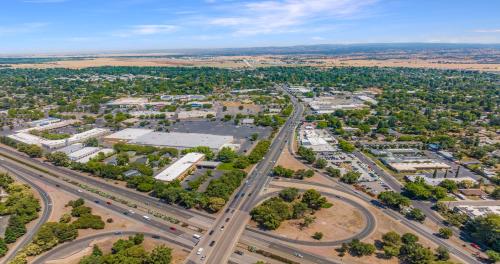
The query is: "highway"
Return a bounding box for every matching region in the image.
[247,188,376,246]
[32,231,190,264]
[0,161,53,263]
[187,92,304,264]
[0,155,197,252]
[0,146,215,227]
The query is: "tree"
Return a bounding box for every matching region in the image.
[486,250,500,263]
[340,171,361,184]
[233,156,250,169]
[338,139,355,152]
[301,215,316,229]
[297,146,316,163]
[399,242,434,264]
[217,147,237,163]
[292,202,308,219]
[438,227,452,239]
[438,179,458,193]
[325,166,341,178]
[84,137,99,147]
[313,232,323,240]
[348,239,375,256]
[435,246,450,261]
[116,152,129,166]
[315,158,327,169]
[464,214,500,252]
[46,152,70,167]
[147,245,172,264]
[406,208,426,222]
[301,189,327,210]
[382,231,401,247]
[491,187,500,200]
[401,233,419,244]
[279,188,299,202]
[250,133,259,141]
[378,191,411,209]
[0,238,7,257]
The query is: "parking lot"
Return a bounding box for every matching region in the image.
[168,120,272,153]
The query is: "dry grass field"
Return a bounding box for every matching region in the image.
[8,55,500,72]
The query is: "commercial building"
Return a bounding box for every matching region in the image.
[299,126,336,152]
[29,117,61,127]
[453,205,500,218]
[57,143,84,155]
[385,160,451,172]
[160,95,206,101]
[405,175,476,186]
[177,110,216,119]
[128,111,175,118]
[309,96,368,114]
[107,97,149,107]
[131,132,234,151]
[68,147,101,161]
[155,153,205,182]
[9,128,109,149]
[17,120,78,133]
[76,148,114,163]
[104,128,154,144]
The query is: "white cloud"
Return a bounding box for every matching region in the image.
[23,0,68,3]
[113,24,178,37]
[209,0,376,35]
[473,29,500,33]
[0,22,48,35]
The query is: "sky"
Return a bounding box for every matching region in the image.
[0,0,499,54]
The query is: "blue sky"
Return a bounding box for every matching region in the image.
[1,0,499,54]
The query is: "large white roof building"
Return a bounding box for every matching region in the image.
[131,132,233,150]
[155,152,205,182]
[105,128,154,141]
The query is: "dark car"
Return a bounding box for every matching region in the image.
[170,227,176,231]
[225,217,230,222]
[106,201,112,205]
[209,230,214,235]
[209,241,216,247]
[235,250,244,256]
[94,200,100,204]
[152,235,160,239]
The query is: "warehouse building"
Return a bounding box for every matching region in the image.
[104,128,154,144]
[131,132,234,151]
[104,128,234,151]
[68,147,101,161]
[177,110,216,119]
[405,175,476,186]
[155,152,205,182]
[453,205,500,218]
[76,148,114,163]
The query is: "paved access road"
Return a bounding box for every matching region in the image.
[0,156,197,252]
[32,231,186,264]
[186,92,304,264]
[248,188,376,246]
[0,146,215,227]
[0,161,53,263]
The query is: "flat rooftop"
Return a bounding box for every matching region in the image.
[105,128,154,141]
[155,152,205,182]
[131,131,233,150]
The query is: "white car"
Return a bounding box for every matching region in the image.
[197,248,204,255]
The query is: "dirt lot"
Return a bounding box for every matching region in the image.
[264,198,365,242]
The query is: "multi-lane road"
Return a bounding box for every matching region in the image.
[187,93,304,264]
[0,160,53,263]
[0,90,485,264]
